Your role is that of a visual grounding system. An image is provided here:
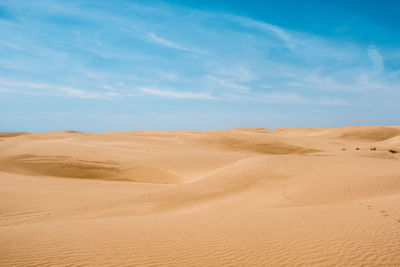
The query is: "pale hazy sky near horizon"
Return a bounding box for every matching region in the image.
[1,0,400,132]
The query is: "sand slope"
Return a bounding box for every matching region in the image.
[1,126,400,266]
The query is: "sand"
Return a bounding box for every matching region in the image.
[1,126,400,266]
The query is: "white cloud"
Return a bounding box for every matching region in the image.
[211,66,257,82]
[205,75,250,91]
[59,87,118,99]
[226,14,294,49]
[367,45,384,73]
[103,85,113,90]
[138,87,215,99]
[255,92,347,106]
[0,79,118,99]
[156,71,180,82]
[260,84,273,89]
[146,32,197,52]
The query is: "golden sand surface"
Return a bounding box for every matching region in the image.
[1,126,400,266]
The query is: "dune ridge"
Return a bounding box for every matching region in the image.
[1,126,400,266]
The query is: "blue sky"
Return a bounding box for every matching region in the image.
[1,0,399,132]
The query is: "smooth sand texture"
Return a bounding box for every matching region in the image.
[1,126,400,266]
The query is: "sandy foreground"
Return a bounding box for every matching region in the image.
[1,126,400,266]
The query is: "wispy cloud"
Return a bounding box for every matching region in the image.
[226,14,294,49]
[254,92,348,106]
[138,87,215,99]
[367,45,384,73]
[0,79,118,99]
[205,75,250,91]
[146,32,198,52]
[58,87,118,99]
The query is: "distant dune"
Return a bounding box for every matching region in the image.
[1,126,400,266]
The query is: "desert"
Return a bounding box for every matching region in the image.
[1,126,400,266]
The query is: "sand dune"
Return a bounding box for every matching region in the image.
[1,126,400,266]
[319,125,400,141]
